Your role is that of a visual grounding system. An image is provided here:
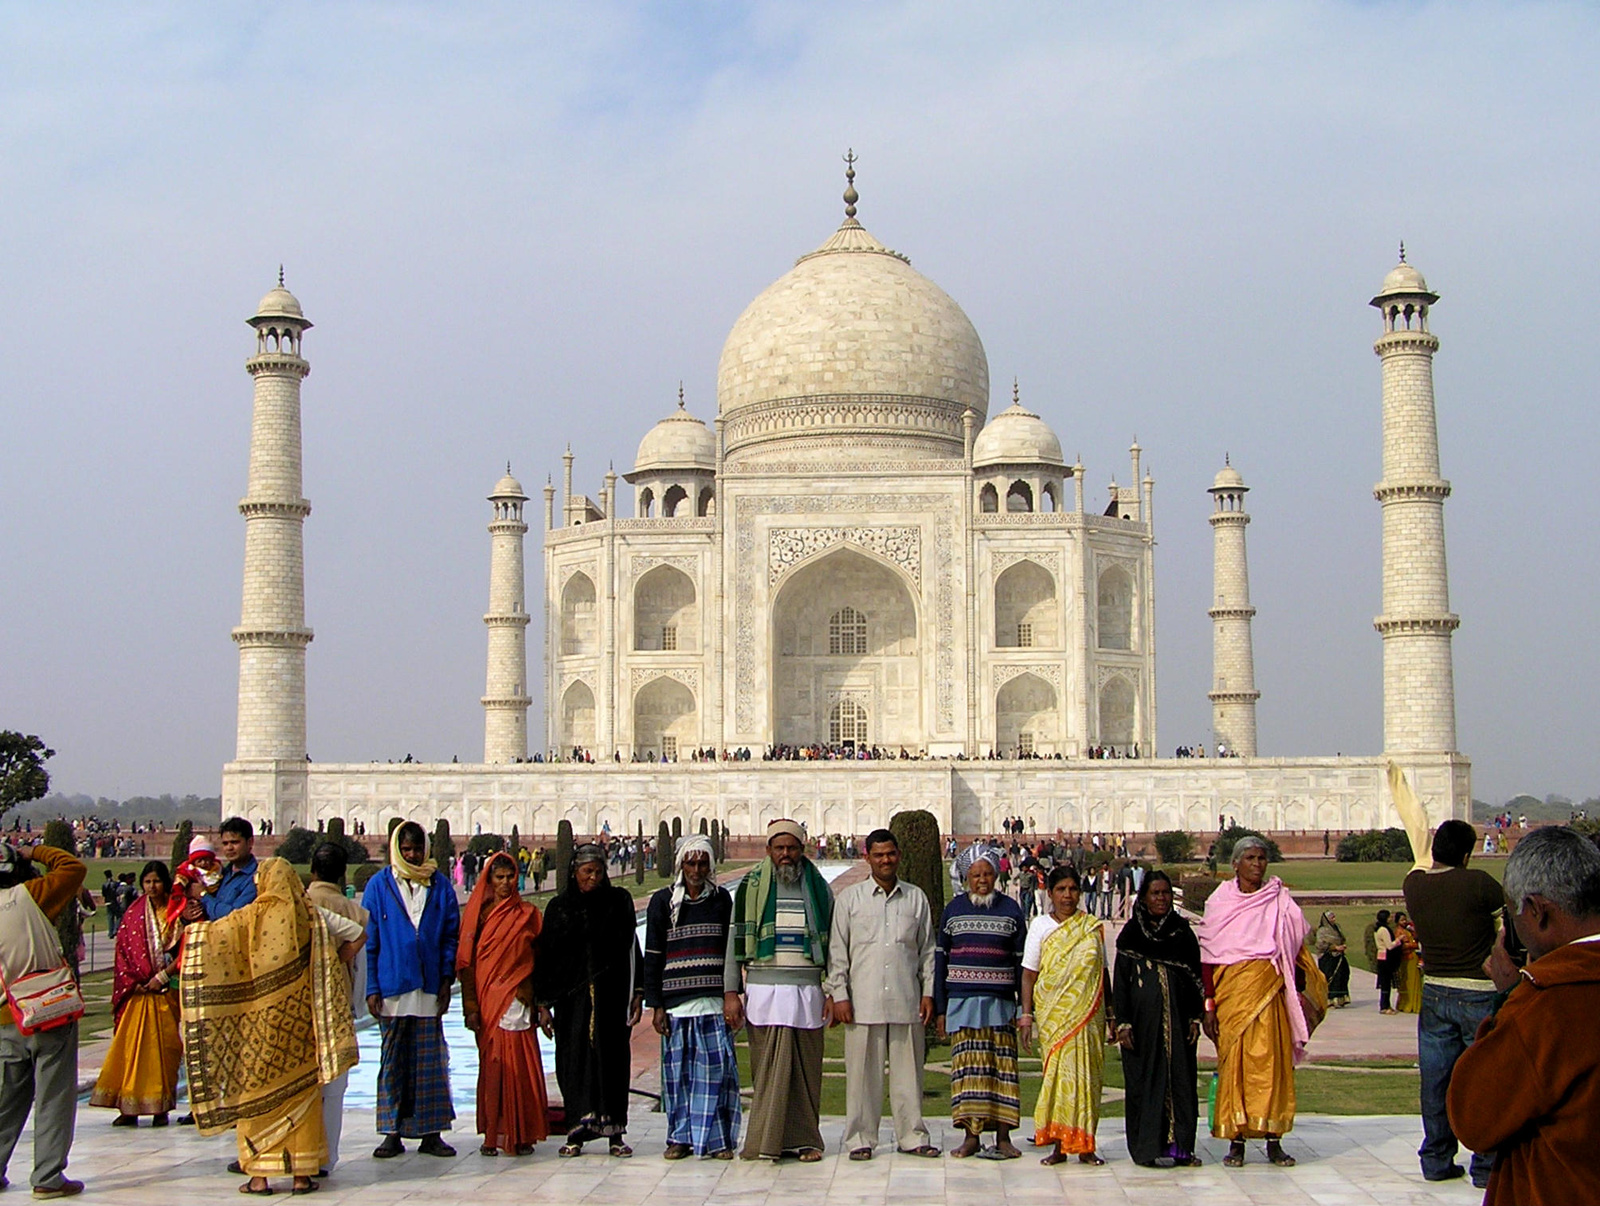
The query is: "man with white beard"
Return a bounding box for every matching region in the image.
[935,844,1027,1158]
[724,820,834,1161]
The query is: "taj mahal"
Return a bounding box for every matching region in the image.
[221,162,1470,839]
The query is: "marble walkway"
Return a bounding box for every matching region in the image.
[13,1108,1486,1204]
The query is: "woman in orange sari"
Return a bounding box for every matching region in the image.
[458,851,549,1156]
[90,860,182,1124]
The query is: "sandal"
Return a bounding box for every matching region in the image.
[557,1143,583,1158]
[898,1144,941,1158]
[515,1145,535,1156]
[849,1147,874,1161]
[290,1183,320,1197]
[609,1141,633,1158]
[479,1145,499,1157]
[797,1148,824,1163]
[1266,1144,1296,1167]
[710,1149,734,1160]
[1223,1141,1246,1167]
[239,1183,274,1197]
[664,1143,693,1161]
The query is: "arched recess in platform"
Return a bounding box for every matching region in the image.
[995,672,1058,756]
[560,680,596,751]
[771,546,920,750]
[633,676,697,760]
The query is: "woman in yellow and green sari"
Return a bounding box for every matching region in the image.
[1019,865,1115,1166]
[182,857,359,1195]
[1394,913,1422,1014]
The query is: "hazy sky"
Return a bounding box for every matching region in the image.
[3,2,1596,808]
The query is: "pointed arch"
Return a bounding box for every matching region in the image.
[560,572,597,655]
[634,564,697,651]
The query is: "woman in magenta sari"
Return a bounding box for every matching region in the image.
[90,860,183,1124]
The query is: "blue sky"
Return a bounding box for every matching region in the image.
[2,2,1596,805]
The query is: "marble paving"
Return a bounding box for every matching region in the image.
[9,1108,1487,1204]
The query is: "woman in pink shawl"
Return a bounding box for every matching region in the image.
[90,860,183,1123]
[1198,837,1327,1168]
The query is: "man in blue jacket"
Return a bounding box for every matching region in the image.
[363,820,461,1158]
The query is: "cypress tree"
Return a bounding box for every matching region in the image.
[430,818,453,869]
[672,816,682,843]
[386,816,403,860]
[636,820,646,884]
[710,819,722,863]
[170,819,194,870]
[326,816,346,842]
[889,809,945,919]
[699,816,708,836]
[658,820,673,880]
[554,819,574,895]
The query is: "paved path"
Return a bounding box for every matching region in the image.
[22,1108,1484,1204]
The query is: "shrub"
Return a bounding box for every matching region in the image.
[1155,830,1194,864]
[554,819,574,895]
[1179,873,1221,912]
[635,820,645,885]
[42,818,76,856]
[170,819,194,869]
[430,819,453,868]
[467,833,505,857]
[890,809,945,920]
[277,826,370,866]
[353,864,380,893]
[326,817,346,842]
[1216,822,1281,865]
[1336,828,1413,863]
[657,821,673,881]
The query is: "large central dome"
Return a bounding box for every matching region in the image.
[716,194,989,466]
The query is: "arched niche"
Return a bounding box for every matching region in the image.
[697,486,715,517]
[978,483,999,513]
[995,559,1057,648]
[560,572,597,655]
[560,680,595,751]
[662,484,688,517]
[1006,480,1034,512]
[1098,675,1136,750]
[996,672,1057,757]
[638,487,655,518]
[634,676,697,759]
[634,565,697,651]
[771,546,919,749]
[1097,565,1133,651]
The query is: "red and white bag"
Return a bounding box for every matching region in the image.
[4,964,84,1035]
[0,883,86,1036]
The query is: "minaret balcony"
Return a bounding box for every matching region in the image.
[239,498,312,519]
[1373,480,1451,503]
[231,626,314,647]
[1373,613,1460,635]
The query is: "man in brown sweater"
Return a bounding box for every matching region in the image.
[1448,826,1600,1206]
[0,842,88,1198]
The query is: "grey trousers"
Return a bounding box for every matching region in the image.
[321,1069,349,1173]
[841,1022,930,1153]
[0,1020,79,1191]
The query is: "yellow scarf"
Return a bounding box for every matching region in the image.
[389,825,438,884]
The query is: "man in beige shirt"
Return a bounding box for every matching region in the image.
[826,828,937,1160]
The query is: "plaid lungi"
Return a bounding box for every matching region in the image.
[661,1012,742,1155]
[376,1015,455,1137]
[950,1025,1021,1134]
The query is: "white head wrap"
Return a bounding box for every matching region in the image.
[670,834,717,925]
[952,841,1002,886]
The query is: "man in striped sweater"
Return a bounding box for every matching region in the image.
[643,835,740,1160]
[934,843,1027,1159]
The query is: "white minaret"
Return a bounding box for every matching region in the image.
[233,273,313,763]
[483,466,531,762]
[1208,457,1259,756]
[1372,249,1458,753]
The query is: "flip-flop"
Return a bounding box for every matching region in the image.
[897,1145,941,1158]
[849,1147,873,1161]
[239,1184,274,1197]
[797,1148,824,1163]
[976,1147,1020,1161]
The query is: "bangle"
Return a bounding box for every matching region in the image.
[1204,998,1215,1011]
[1018,1012,1034,1020]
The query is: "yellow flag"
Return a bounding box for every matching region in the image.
[1386,761,1432,872]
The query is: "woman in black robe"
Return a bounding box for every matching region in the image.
[535,844,643,1157]
[1112,870,1204,1167]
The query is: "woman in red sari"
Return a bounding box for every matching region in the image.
[90,860,182,1124]
[458,851,550,1156]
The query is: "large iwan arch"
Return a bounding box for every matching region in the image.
[770,546,919,749]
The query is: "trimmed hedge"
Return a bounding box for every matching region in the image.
[1336,828,1412,863]
[1155,830,1194,864]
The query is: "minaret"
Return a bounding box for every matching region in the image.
[1372,249,1458,753]
[233,273,313,762]
[483,466,531,763]
[1208,457,1259,756]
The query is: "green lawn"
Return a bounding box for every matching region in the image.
[727,1024,1422,1118]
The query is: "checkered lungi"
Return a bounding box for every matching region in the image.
[661,1012,742,1155]
[950,1025,1021,1134]
[376,1015,455,1137]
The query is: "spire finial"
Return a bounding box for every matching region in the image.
[678,381,685,410]
[1398,240,1406,263]
[842,148,859,220]
[1012,377,1019,406]
[506,460,512,475]
[1225,451,1231,466]
[277,264,285,288]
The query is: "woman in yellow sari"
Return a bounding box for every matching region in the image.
[91,861,183,1124]
[1394,912,1422,1014]
[1019,865,1115,1166]
[181,857,358,1195]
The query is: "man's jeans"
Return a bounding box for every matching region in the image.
[0,1020,79,1191]
[1418,982,1496,1183]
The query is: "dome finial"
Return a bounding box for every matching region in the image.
[278,264,285,288]
[1398,240,1406,264]
[506,460,512,474]
[842,148,859,220]
[1012,377,1019,406]
[1225,451,1231,466]
[678,381,685,410]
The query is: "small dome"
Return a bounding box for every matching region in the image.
[1373,260,1433,300]
[1211,463,1245,491]
[632,406,716,475]
[973,402,1064,468]
[490,471,526,500]
[255,285,305,321]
